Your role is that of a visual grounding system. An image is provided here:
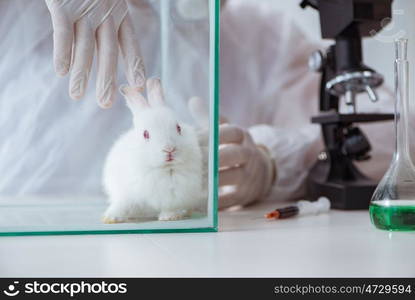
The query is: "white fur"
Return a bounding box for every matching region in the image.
[102,87,204,223]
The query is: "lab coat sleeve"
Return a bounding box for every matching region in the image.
[249,124,322,202]
[244,11,325,202]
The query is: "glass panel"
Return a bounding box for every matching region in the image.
[0,0,218,235]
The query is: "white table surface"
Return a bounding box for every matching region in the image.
[1,202,414,277]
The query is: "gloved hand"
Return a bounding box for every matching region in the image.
[188,97,276,209]
[45,0,145,108]
[219,125,276,208]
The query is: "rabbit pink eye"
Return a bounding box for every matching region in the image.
[176,124,182,135]
[143,130,150,140]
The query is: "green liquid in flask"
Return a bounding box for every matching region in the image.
[370,201,415,231]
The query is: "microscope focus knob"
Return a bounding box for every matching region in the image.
[308,50,325,72]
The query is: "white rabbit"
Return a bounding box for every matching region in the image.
[102,78,204,223]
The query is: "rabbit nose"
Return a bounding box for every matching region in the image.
[163,146,176,153]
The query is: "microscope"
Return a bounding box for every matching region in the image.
[300,0,394,209]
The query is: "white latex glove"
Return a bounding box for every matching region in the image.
[188,97,276,209]
[45,0,145,108]
[219,125,276,208]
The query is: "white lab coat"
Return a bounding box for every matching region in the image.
[0,0,394,201]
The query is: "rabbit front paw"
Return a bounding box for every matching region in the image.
[102,204,129,224]
[102,216,125,224]
[158,210,191,221]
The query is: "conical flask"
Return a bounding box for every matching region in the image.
[370,38,415,231]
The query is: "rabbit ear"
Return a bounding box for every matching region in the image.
[119,85,148,113]
[146,78,165,107]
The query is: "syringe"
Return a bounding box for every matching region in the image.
[265,197,331,220]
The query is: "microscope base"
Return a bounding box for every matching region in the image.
[307,178,376,210]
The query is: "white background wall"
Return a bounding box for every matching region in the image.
[245,0,415,89]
